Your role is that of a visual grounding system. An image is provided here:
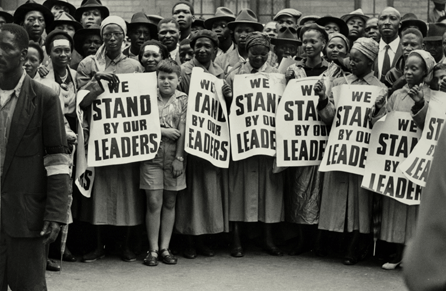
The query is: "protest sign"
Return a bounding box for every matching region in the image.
[87,73,160,167]
[75,89,95,197]
[399,91,446,187]
[361,112,421,205]
[276,77,329,167]
[319,84,385,175]
[278,58,298,74]
[185,67,230,168]
[230,73,286,161]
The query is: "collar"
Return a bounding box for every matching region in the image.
[236,48,246,62]
[5,70,27,98]
[157,88,185,101]
[245,61,268,73]
[106,53,127,66]
[347,71,376,85]
[191,58,224,76]
[379,36,400,53]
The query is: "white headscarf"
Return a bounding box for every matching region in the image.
[94,15,127,71]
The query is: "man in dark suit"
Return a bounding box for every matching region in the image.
[376,7,403,85]
[0,24,69,290]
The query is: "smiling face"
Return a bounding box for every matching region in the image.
[326,37,347,61]
[49,38,72,68]
[158,22,180,51]
[404,54,427,87]
[302,30,326,59]
[193,37,216,64]
[141,45,163,72]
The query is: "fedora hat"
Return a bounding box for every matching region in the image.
[204,7,235,29]
[341,9,369,25]
[424,22,446,41]
[0,7,13,24]
[146,14,163,25]
[316,15,349,37]
[74,0,109,22]
[227,8,263,32]
[47,11,82,33]
[43,0,76,17]
[399,13,427,37]
[73,24,101,56]
[126,11,158,40]
[14,0,54,28]
[299,15,320,26]
[192,17,205,29]
[271,26,302,46]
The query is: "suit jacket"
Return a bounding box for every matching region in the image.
[1,75,70,238]
[374,39,403,82]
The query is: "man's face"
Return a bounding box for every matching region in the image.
[82,34,102,56]
[365,18,380,42]
[378,8,400,40]
[275,15,296,31]
[346,16,365,38]
[402,33,423,60]
[211,20,231,42]
[172,4,194,31]
[158,22,180,51]
[0,16,7,29]
[80,8,102,28]
[194,37,216,64]
[233,24,255,47]
[129,24,151,50]
[0,30,26,74]
[179,43,193,63]
[274,42,298,62]
[55,24,76,38]
[51,4,70,17]
[425,40,443,62]
[23,11,46,40]
[263,22,277,38]
[24,46,41,78]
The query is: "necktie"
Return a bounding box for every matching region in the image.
[381,45,391,83]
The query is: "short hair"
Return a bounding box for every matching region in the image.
[172,1,194,15]
[139,40,170,62]
[158,18,180,31]
[157,59,182,77]
[401,28,423,42]
[28,41,44,63]
[433,63,446,74]
[303,28,327,43]
[0,23,29,50]
[179,38,191,46]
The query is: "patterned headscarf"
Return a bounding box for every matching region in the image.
[245,31,270,51]
[328,32,350,52]
[351,37,379,61]
[408,49,436,83]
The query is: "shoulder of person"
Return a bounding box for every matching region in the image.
[181,60,195,75]
[30,76,59,100]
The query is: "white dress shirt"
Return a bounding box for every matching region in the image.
[377,36,400,79]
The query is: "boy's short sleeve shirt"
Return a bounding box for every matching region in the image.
[157,89,188,129]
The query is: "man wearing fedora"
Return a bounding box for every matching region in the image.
[75,0,109,29]
[272,26,302,66]
[400,13,427,37]
[429,0,446,23]
[13,0,54,46]
[341,9,369,42]
[376,7,403,85]
[123,12,158,61]
[424,23,446,63]
[43,0,76,17]
[204,7,236,59]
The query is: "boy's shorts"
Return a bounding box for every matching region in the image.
[140,139,186,191]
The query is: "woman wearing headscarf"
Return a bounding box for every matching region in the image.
[226,32,284,257]
[372,50,435,269]
[75,15,144,263]
[138,40,170,73]
[313,37,388,265]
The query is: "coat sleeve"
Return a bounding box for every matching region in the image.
[403,124,446,291]
[42,87,71,224]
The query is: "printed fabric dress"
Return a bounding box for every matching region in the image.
[175,58,229,235]
[74,53,145,226]
[226,61,284,223]
[317,72,387,233]
[372,84,430,243]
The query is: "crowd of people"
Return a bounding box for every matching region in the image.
[1,0,446,289]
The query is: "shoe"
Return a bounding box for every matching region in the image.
[143,250,158,267]
[183,246,197,259]
[121,249,136,262]
[160,249,177,265]
[46,259,60,272]
[265,246,284,256]
[343,255,358,265]
[288,244,309,256]
[313,248,328,257]
[197,245,215,257]
[230,246,244,258]
[382,261,402,270]
[62,249,77,262]
[81,249,105,263]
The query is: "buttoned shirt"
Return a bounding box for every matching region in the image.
[216,42,236,59]
[378,36,400,79]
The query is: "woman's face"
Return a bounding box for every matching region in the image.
[82,34,102,56]
[324,22,340,35]
[102,24,124,54]
[49,38,72,68]
[24,47,41,78]
[326,37,347,61]
[80,8,102,28]
[141,45,163,72]
[248,45,269,69]
[404,55,427,87]
[302,30,326,59]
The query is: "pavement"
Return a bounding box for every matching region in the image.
[46,247,407,291]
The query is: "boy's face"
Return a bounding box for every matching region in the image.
[179,43,193,64]
[158,71,180,97]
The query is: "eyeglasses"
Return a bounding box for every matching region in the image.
[103,32,124,40]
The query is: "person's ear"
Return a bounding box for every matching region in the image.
[20,48,28,63]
